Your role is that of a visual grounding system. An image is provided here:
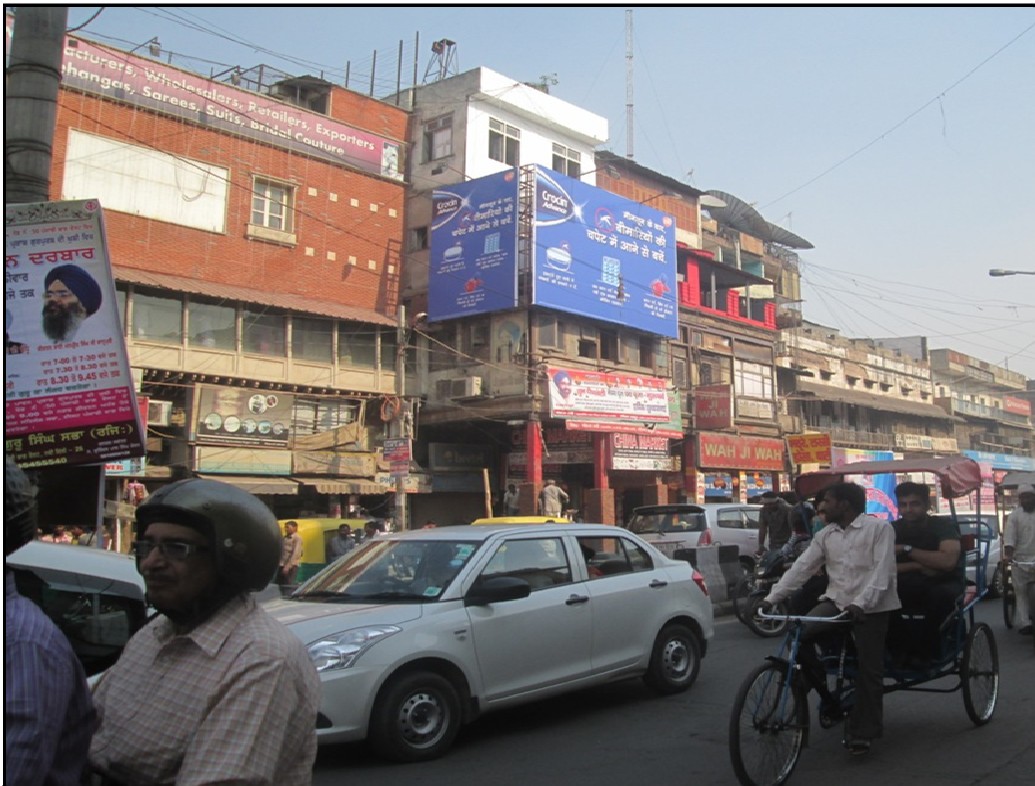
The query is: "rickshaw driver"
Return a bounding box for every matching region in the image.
[890,482,965,665]
[1003,484,1035,635]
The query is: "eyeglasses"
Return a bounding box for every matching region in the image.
[131,539,209,561]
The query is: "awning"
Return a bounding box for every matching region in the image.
[842,362,871,381]
[295,478,392,495]
[795,380,956,420]
[197,475,299,495]
[115,267,395,326]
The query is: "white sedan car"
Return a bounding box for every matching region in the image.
[264,523,713,762]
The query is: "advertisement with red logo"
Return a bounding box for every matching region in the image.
[547,366,670,422]
[696,433,785,471]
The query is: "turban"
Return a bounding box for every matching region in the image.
[45,265,102,316]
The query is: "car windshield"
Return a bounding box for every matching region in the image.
[626,510,706,535]
[290,538,482,602]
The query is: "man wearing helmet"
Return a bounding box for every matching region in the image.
[5,457,96,785]
[88,478,320,785]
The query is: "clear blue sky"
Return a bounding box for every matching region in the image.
[66,5,1035,379]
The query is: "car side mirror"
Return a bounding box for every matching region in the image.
[464,576,532,607]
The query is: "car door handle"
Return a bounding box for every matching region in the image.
[649,579,668,589]
[565,594,590,605]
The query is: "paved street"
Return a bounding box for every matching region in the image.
[313,600,1034,785]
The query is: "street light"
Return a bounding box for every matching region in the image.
[989,269,1035,277]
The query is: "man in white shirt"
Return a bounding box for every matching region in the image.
[763,481,899,756]
[1003,484,1035,635]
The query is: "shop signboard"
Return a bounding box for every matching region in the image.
[608,432,678,471]
[531,166,677,338]
[786,432,832,466]
[383,438,412,478]
[193,385,293,447]
[5,200,145,468]
[694,384,733,430]
[696,433,784,471]
[547,366,670,422]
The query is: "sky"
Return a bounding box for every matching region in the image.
[62,4,1035,380]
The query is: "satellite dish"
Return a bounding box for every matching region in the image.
[699,194,727,209]
[704,189,813,249]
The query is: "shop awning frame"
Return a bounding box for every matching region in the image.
[196,475,299,495]
[295,478,392,495]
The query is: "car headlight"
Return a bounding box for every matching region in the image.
[307,625,401,672]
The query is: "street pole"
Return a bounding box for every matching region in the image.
[395,305,409,531]
[5,6,68,204]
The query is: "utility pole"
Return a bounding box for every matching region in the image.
[5,6,68,204]
[395,305,409,531]
[625,9,634,160]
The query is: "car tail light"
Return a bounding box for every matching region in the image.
[697,528,712,546]
[692,568,709,596]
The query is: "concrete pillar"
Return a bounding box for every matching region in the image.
[585,487,616,525]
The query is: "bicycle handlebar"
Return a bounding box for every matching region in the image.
[756,610,853,623]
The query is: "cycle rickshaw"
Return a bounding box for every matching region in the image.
[729,457,999,786]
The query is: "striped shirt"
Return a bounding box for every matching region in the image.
[89,593,320,785]
[5,570,96,786]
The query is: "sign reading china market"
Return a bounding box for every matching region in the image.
[608,432,679,472]
[696,433,785,472]
[5,200,145,468]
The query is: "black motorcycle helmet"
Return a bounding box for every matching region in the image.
[4,457,38,557]
[134,478,280,592]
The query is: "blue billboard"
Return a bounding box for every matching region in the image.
[531,166,677,338]
[428,169,520,321]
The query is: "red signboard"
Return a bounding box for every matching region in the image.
[694,384,733,430]
[1003,396,1032,417]
[786,433,833,465]
[696,432,785,471]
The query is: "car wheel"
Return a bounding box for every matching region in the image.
[368,671,462,762]
[643,622,701,694]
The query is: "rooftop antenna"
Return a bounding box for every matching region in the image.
[625,9,634,159]
[423,38,458,83]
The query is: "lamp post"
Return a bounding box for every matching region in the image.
[988,269,1035,277]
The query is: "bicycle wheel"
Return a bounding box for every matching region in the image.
[746,598,791,638]
[961,622,999,725]
[729,662,808,786]
[1002,564,1015,629]
[732,576,756,622]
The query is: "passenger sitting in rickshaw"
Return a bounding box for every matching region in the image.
[889,482,965,666]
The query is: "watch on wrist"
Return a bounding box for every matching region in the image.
[903,545,913,557]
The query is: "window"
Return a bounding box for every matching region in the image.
[672,356,688,388]
[292,316,332,362]
[131,291,182,344]
[338,325,376,368]
[600,329,617,362]
[251,177,294,232]
[538,315,559,348]
[407,226,429,252]
[578,338,597,359]
[638,338,654,369]
[242,309,285,356]
[734,360,774,399]
[551,143,581,177]
[188,299,235,350]
[488,118,520,166]
[379,329,397,370]
[422,114,453,162]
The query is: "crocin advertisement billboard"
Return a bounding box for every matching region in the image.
[531,166,677,338]
[428,169,520,321]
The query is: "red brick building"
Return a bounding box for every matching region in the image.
[49,34,410,519]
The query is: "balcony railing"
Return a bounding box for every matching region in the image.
[936,397,1031,427]
[826,427,894,450]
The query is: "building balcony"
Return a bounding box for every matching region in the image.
[935,397,1031,427]
[825,427,894,451]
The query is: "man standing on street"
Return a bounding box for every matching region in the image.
[5,458,96,786]
[88,478,320,785]
[762,482,899,756]
[278,519,303,586]
[503,483,520,516]
[1004,484,1035,635]
[757,491,793,552]
[539,479,569,517]
[327,523,355,562]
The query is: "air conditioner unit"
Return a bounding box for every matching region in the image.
[450,376,483,398]
[147,400,173,426]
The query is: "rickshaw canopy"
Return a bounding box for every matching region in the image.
[795,456,982,501]
[999,471,1035,489]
